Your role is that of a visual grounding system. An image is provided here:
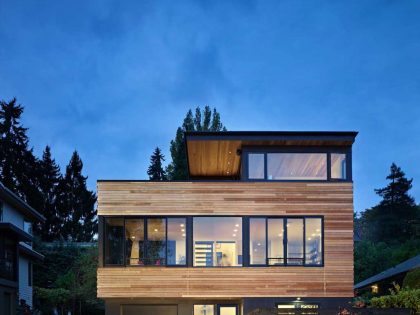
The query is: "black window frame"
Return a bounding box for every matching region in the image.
[242,146,352,182]
[103,216,188,267]
[103,215,324,268]
[248,216,324,267]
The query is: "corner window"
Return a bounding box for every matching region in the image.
[249,217,323,266]
[104,218,124,265]
[331,153,347,179]
[193,217,242,267]
[105,217,188,267]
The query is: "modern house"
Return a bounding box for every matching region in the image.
[0,182,45,315]
[97,131,357,315]
[354,254,420,296]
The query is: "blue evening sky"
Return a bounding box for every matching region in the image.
[1,0,419,212]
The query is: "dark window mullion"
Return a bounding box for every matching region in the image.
[284,219,287,266]
[265,218,268,266]
[303,219,306,266]
[165,217,168,266]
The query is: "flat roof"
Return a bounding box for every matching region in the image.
[354,254,420,289]
[0,182,45,222]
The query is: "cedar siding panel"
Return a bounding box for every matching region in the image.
[97,181,353,298]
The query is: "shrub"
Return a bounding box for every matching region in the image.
[370,287,420,314]
[403,268,420,290]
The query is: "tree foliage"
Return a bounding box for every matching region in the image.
[147,147,167,180]
[166,106,226,180]
[360,163,419,244]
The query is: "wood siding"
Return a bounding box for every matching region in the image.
[97,181,353,298]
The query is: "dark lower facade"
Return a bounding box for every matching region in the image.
[104,297,352,315]
[0,282,17,315]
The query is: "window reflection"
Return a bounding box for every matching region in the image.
[193,217,242,267]
[147,218,166,265]
[331,153,347,179]
[250,218,266,265]
[305,218,322,265]
[248,153,265,179]
[125,219,145,265]
[104,218,124,265]
[286,218,304,265]
[167,218,186,265]
[267,153,327,180]
[268,219,284,265]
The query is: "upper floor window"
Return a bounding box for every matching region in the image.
[246,151,349,181]
[193,217,242,267]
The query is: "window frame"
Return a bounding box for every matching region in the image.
[248,216,324,267]
[103,216,188,267]
[242,146,352,182]
[102,215,324,268]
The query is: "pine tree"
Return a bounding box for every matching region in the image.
[59,151,97,242]
[35,146,63,241]
[147,147,167,181]
[166,106,226,179]
[361,163,420,243]
[0,98,42,209]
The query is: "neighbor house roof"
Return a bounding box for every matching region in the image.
[0,182,45,222]
[354,254,420,289]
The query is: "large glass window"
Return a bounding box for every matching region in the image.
[331,153,347,179]
[286,218,304,265]
[193,217,242,267]
[248,153,265,179]
[146,218,166,265]
[249,217,322,266]
[125,219,145,265]
[250,218,266,265]
[0,236,16,281]
[305,218,322,265]
[167,218,186,265]
[268,219,284,265]
[267,153,327,180]
[104,218,124,265]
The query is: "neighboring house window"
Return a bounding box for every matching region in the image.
[193,217,242,267]
[104,217,187,267]
[28,262,32,286]
[250,217,323,266]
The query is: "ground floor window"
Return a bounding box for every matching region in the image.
[194,304,238,315]
[194,305,214,315]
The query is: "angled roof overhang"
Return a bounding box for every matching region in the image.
[0,222,33,242]
[185,131,358,178]
[0,182,45,223]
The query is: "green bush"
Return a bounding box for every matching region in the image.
[370,287,420,314]
[403,268,420,290]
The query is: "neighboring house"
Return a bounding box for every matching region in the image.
[354,255,420,296]
[97,131,357,315]
[0,182,45,315]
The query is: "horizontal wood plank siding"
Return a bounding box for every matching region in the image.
[97,181,353,298]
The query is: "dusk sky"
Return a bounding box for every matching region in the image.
[1,0,419,213]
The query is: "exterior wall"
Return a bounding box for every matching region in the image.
[18,257,32,307]
[2,202,24,229]
[97,181,354,299]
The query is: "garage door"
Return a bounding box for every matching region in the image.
[122,305,177,315]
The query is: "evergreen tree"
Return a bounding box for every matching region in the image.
[35,146,63,241]
[361,163,420,243]
[147,147,167,181]
[166,106,226,179]
[0,98,42,208]
[59,151,97,242]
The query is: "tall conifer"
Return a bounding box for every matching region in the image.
[147,147,167,181]
[166,106,226,179]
